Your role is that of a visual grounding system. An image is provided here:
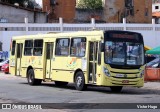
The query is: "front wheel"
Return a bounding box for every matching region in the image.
[110,86,123,93]
[27,69,42,85]
[75,71,87,91]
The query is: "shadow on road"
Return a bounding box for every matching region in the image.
[19,82,160,95]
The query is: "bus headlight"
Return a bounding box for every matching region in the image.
[103,67,111,77]
[140,70,144,78]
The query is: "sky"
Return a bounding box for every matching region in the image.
[35,0,42,7]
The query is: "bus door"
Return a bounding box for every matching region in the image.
[16,43,23,76]
[45,42,54,79]
[89,41,98,83]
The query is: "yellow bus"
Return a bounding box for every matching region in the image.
[9,30,145,92]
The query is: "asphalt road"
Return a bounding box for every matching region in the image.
[0,72,160,112]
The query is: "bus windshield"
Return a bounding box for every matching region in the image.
[105,41,144,66]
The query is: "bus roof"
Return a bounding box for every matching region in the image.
[12,30,104,40]
[12,30,142,40]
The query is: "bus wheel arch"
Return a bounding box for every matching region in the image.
[74,69,87,91]
[26,66,33,76]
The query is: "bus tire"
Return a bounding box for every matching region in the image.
[110,86,123,93]
[27,69,42,85]
[75,71,86,91]
[55,81,68,86]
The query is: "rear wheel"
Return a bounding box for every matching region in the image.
[110,86,123,93]
[55,81,68,86]
[75,71,87,91]
[27,69,42,85]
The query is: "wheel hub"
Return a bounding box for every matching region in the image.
[29,74,33,83]
[76,76,82,87]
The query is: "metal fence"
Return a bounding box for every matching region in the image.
[0,18,158,32]
[0,18,160,51]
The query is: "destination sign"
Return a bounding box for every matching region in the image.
[111,34,135,40]
[104,31,143,43]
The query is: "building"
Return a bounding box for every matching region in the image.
[42,0,76,23]
[76,0,152,23]
[152,0,160,23]
[104,0,152,23]
[0,2,46,23]
[153,1,160,12]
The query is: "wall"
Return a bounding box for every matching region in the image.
[133,0,152,23]
[0,3,46,23]
[42,0,75,23]
[0,18,159,52]
[75,9,104,22]
[103,0,152,23]
[103,0,124,23]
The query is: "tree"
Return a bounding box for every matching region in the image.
[77,0,103,10]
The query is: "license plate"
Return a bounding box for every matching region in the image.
[116,74,124,77]
[122,80,129,83]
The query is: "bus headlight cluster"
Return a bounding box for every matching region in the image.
[103,67,111,77]
[140,70,145,78]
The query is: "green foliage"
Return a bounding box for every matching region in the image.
[77,0,103,10]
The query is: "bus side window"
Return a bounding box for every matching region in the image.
[33,39,43,56]
[24,40,33,56]
[70,37,86,57]
[11,41,16,55]
[55,38,70,56]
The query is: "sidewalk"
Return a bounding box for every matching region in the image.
[143,81,160,90]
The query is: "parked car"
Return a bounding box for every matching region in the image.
[1,63,9,74]
[146,58,160,68]
[145,58,160,81]
[0,59,9,71]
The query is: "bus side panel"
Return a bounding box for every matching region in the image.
[21,56,44,79]
[34,56,44,79]
[10,55,16,75]
[51,57,74,82]
[52,57,84,83]
[34,68,44,79]
[21,68,27,78]
[21,56,28,78]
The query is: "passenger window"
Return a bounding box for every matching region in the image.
[11,41,16,55]
[24,40,33,55]
[33,39,43,56]
[55,38,70,56]
[70,38,86,57]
